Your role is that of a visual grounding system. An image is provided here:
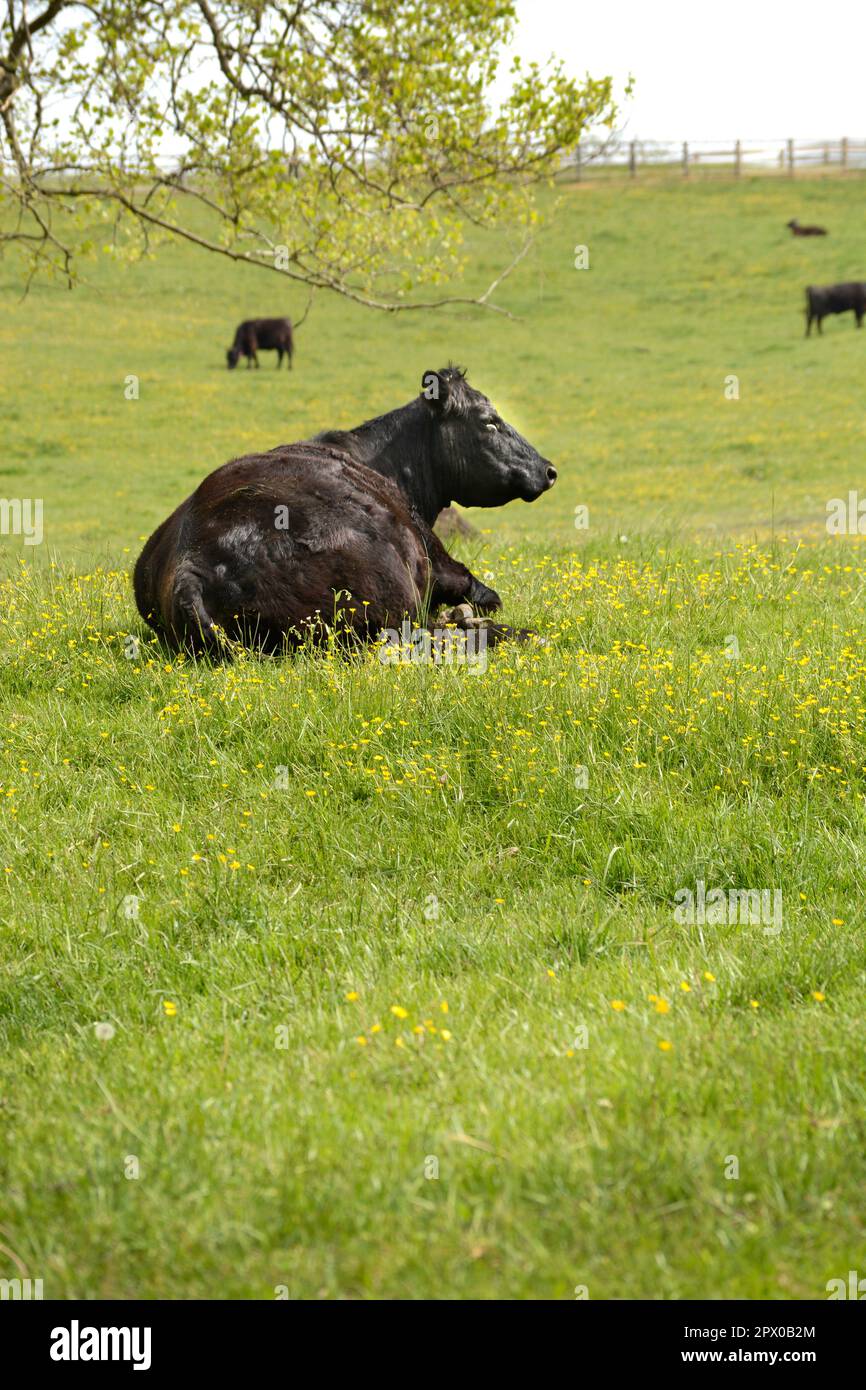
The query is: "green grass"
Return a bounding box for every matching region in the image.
[2,177,866,1300]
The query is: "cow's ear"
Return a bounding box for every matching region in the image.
[420,369,450,412]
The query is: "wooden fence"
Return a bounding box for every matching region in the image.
[563,137,866,181]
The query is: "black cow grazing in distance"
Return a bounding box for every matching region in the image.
[787,218,828,237]
[805,282,866,335]
[134,367,557,655]
[227,317,293,369]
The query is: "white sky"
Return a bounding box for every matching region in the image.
[508,0,865,142]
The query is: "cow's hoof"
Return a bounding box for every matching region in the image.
[486,623,540,645]
[441,602,474,624]
[469,582,502,614]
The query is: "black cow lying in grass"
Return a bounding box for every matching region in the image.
[787,218,828,237]
[134,367,557,654]
[227,317,294,369]
[805,283,866,335]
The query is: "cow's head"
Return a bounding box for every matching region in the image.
[226,347,241,369]
[420,367,556,508]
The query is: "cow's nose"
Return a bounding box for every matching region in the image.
[546,465,558,485]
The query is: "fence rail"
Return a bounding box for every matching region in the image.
[563,136,866,181]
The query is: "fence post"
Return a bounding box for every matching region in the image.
[787,138,794,176]
[735,139,741,177]
[682,141,689,176]
[841,137,848,170]
[629,139,636,177]
[575,144,582,182]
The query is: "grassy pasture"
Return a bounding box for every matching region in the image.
[1,177,866,1300]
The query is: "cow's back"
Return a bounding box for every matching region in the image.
[232,317,292,351]
[239,317,292,349]
[134,442,429,651]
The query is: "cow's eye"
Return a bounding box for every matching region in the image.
[485,421,498,432]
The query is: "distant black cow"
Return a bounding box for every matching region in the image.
[227,317,293,369]
[805,282,866,335]
[787,218,828,237]
[133,367,557,654]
